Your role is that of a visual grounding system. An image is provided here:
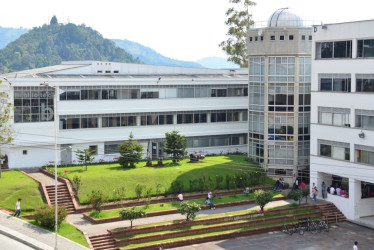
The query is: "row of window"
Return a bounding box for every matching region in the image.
[316,39,374,59]
[59,110,248,130]
[103,134,247,154]
[318,108,374,130]
[319,75,374,93]
[249,35,312,42]
[56,86,248,101]
[319,140,374,165]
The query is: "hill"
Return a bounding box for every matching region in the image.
[112,39,202,68]
[195,57,239,69]
[0,26,28,49]
[0,23,141,73]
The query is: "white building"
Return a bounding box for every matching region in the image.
[1,61,248,168]
[311,20,374,221]
[247,8,313,183]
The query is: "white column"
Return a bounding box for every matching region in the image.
[348,178,361,220]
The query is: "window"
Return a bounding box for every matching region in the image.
[309,35,312,40]
[261,36,263,41]
[23,150,27,155]
[270,36,275,40]
[289,35,294,40]
[355,145,374,165]
[255,36,258,41]
[319,140,350,161]
[113,70,119,73]
[316,40,352,59]
[89,145,98,155]
[249,37,253,42]
[301,35,305,40]
[356,110,374,130]
[141,91,159,99]
[280,35,284,40]
[356,76,374,92]
[318,107,350,126]
[211,89,227,97]
[81,118,98,128]
[357,39,374,58]
[211,112,227,122]
[97,70,102,73]
[105,70,111,73]
[319,75,351,92]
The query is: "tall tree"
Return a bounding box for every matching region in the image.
[50,15,58,25]
[0,80,13,178]
[118,132,143,168]
[219,0,256,68]
[75,148,95,171]
[164,130,187,163]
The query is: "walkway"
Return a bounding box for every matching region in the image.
[23,169,63,185]
[0,211,88,250]
[68,199,298,236]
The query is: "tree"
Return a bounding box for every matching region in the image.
[0,80,14,178]
[254,189,273,212]
[300,186,310,204]
[75,148,95,171]
[288,189,303,205]
[164,130,187,163]
[119,207,146,228]
[219,0,256,67]
[178,201,201,221]
[118,132,143,168]
[50,15,58,25]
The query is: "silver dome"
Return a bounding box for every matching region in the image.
[267,8,304,28]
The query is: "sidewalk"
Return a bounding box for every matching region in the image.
[67,198,299,235]
[0,211,89,250]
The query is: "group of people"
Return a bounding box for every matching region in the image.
[328,184,348,198]
[176,191,216,210]
[273,178,285,191]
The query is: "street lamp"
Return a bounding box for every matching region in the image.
[40,82,58,250]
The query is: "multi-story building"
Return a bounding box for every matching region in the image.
[1,61,248,168]
[247,8,312,183]
[311,20,374,221]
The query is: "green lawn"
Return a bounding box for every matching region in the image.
[29,220,89,248]
[0,171,44,212]
[56,155,273,203]
[89,193,284,219]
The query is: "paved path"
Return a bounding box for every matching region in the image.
[0,211,88,250]
[67,199,298,236]
[23,170,63,186]
[172,222,374,250]
[0,233,34,250]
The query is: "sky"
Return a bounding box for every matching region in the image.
[0,0,373,61]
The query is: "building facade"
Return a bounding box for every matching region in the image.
[247,8,312,183]
[311,20,374,221]
[1,61,248,168]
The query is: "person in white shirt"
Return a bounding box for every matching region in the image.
[208,191,213,199]
[336,186,342,195]
[330,186,335,195]
[14,198,22,217]
[353,241,358,250]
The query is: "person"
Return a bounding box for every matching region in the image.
[322,181,326,199]
[208,191,213,199]
[205,197,215,210]
[177,193,183,202]
[340,189,345,196]
[295,179,299,189]
[312,187,318,204]
[14,198,21,217]
[300,182,306,188]
[312,182,316,189]
[280,178,285,190]
[330,185,335,195]
[274,179,280,191]
[353,241,358,250]
[336,186,341,195]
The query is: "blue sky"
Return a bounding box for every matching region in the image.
[0,0,372,61]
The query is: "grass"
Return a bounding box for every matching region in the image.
[55,155,274,203]
[89,192,284,219]
[0,170,45,212]
[28,220,89,248]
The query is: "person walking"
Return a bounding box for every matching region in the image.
[353,241,358,250]
[14,198,22,217]
[322,181,326,199]
[312,187,318,204]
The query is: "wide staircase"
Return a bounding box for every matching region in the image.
[46,184,75,213]
[318,203,346,224]
[89,233,117,250]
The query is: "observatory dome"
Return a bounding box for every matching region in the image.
[267,8,304,28]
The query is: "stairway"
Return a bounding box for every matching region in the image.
[1,163,9,170]
[46,184,75,213]
[318,203,346,224]
[89,233,117,250]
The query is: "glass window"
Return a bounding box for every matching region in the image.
[357,39,374,58]
[317,41,352,59]
[211,89,227,97]
[356,78,374,92]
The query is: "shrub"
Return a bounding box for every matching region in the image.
[288,189,302,205]
[112,187,126,204]
[34,204,68,229]
[135,184,145,200]
[119,207,147,228]
[300,186,310,204]
[155,183,163,197]
[170,180,184,195]
[215,175,224,189]
[72,175,82,195]
[225,175,230,190]
[144,187,153,206]
[88,190,108,213]
[178,201,201,221]
[254,189,273,212]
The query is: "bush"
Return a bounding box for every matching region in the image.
[170,180,184,195]
[88,190,108,213]
[254,189,273,212]
[72,175,82,195]
[112,187,126,204]
[34,204,67,229]
[135,184,145,200]
[178,201,201,221]
[119,207,146,228]
[288,189,302,205]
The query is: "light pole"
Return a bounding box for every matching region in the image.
[40,82,58,250]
